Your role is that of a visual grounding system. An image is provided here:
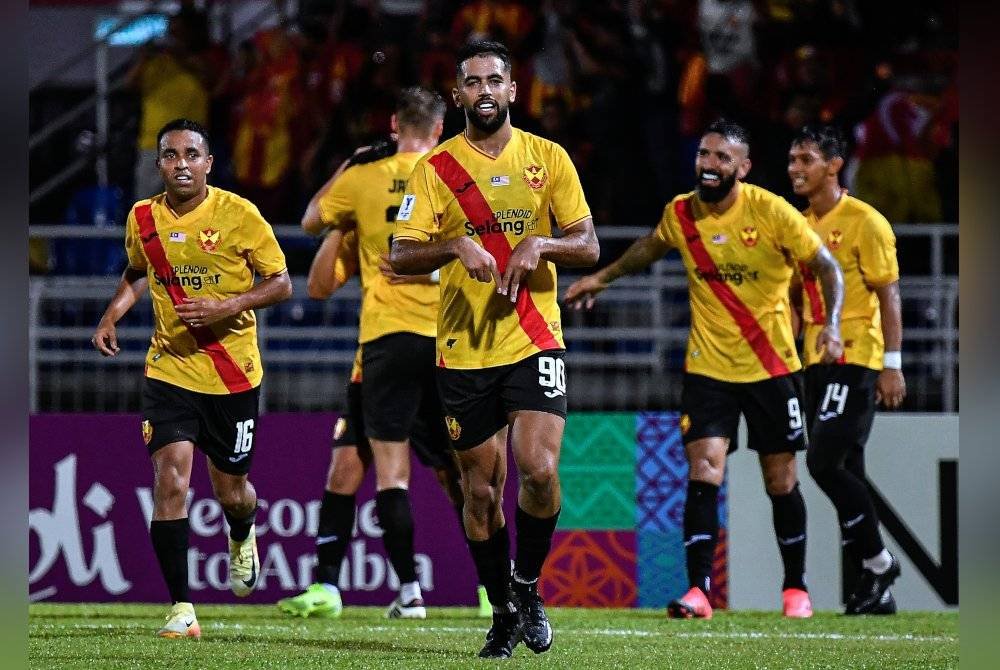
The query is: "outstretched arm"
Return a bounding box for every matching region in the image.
[92,266,149,356]
[564,232,670,309]
[805,245,845,364]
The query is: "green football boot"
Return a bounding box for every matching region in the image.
[277,583,343,618]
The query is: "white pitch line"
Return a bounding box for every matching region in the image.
[31,621,956,644]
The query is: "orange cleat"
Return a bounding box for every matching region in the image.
[782,588,813,618]
[667,587,713,620]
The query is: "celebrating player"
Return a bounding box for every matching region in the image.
[283,89,486,619]
[788,125,904,614]
[92,119,292,638]
[278,144,489,619]
[390,40,599,658]
[565,120,845,620]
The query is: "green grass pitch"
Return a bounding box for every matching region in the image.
[29,603,957,669]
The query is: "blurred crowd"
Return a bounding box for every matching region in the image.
[31,0,958,276]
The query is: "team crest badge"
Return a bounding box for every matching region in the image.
[141,419,153,445]
[198,228,221,252]
[740,226,758,247]
[827,229,843,250]
[679,414,691,435]
[445,416,462,442]
[522,165,547,190]
[333,417,347,441]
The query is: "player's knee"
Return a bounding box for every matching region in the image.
[464,478,498,509]
[217,488,255,517]
[688,457,723,485]
[763,470,797,496]
[521,461,558,500]
[153,469,187,503]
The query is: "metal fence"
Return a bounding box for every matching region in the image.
[28,224,958,413]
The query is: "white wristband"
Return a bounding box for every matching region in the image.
[429,269,440,284]
[882,351,902,369]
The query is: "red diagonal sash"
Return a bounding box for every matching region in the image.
[135,204,253,392]
[799,262,826,325]
[428,151,560,352]
[675,198,790,377]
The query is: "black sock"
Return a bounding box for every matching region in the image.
[314,491,355,586]
[224,505,257,542]
[769,484,807,591]
[150,518,190,604]
[467,525,512,609]
[375,487,417,584]
[683,480,719,594]
[514,506,559,583]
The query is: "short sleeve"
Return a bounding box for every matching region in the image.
[393,160,439,242]
[317,166,361,230]
[653,201,678,250]
[124,208,148,270]
[547,143,591,229]
[858,212,899,287]
[240,203,287,277]
[771,196,822,262]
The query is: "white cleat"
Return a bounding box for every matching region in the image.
[386,597,427,619]
[229,525,259,597]
[156,602,201,639]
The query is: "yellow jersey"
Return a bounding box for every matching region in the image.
[318,153,438,344]
[394,128,591,369]
[137,52,210,151]
[799,194,899,370]
[655,183,822,383]
[332,229,364,384]
[125,187,287,394]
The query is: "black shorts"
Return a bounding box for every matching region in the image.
[437,350,568,450]
[361,333,452,469]
[141,377,260,475]
[332,380,368,451]
[803,363,878,454]
[680,372,807,454]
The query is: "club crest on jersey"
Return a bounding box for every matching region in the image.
[522,165,547,190]
[827,229,843,250]
[445,416,462,442]
[198,228,221,252]
[141,419,153,445]
[740,226,758,247]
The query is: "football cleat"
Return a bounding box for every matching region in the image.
[782,588,814,618]
[156,602,201,639]
[386,596,427,619]
[477,585,493,618]
[667,586,713,619]
[511,579,553,653]
[228,525,259,597]
[277,583,343,618]
[478,609,522,659]
[846,555,901,615]
[869,589,897,615]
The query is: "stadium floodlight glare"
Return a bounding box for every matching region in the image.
[93,14,168,47]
